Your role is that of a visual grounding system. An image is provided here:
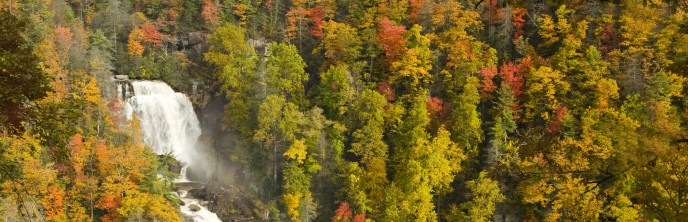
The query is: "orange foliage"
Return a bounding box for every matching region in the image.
[479,65,498,99]
[202,0,221,27]
[68,134,86,180]
[44,185,66,221]
[141,23,164,47]
[310,6,325,38]
[127,28,144,56]
[234,4,250,25]
[286,0,311,42]
[332,202,352,222]
[486,0,504,22]
[97,193,122,222]
[512,8,526,45]
[332,202,365,222]
[409,0,426,22]
[426,97,444,115]
[54,26,73,62]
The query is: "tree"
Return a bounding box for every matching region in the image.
[450,76,482,152]
[429,0,484,73]
[449,171,505,222]
[315,64,353,120]
[201,0,220,27]
[205,23,258,137]
[317,21,361,68]
[265,42,309,107]
[487,84,517,166]
[390,24,432,91]
[478,65,498,99]
[0,10,50,132]
[127,28,144,57]
[140,22,164,48]
[332,202,365,222]
[524,66,570,124]
[389,93,465,221]
[377,17,407,66]
[285,0,311,46]
[349,90,389,207]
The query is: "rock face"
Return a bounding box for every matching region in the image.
[188,183,267,221]
[159,155,182,174]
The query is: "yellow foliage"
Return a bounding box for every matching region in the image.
[283,192,302,221]
[284,139,307,164]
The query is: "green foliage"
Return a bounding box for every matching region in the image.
[266,42,309,106]
[315,65,353,120]
[449,171,505,222]
[0,10,50,132]
[6,0,688,221]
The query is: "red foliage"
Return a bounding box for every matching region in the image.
[141,23,164,47]
[377,17,407,66]
[427,97,444,115]
[499,57,531,97]
[547,105,568,134]
[479,65,498,99]
[107,98,124,127]
[333,202,352,222]
[512,8,526,45]
[332,202,365,222]
[499,62,522,96]
[600,23,620,55]
[353,214,365,222]
[310,6,325,38]
[377,81,395,101]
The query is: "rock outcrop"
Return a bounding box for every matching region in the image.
[188,183,267,221]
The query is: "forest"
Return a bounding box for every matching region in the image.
[1,0,688,221]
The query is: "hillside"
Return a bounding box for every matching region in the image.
[1,0,688,221]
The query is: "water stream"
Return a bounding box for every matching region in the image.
[122,81,221,222]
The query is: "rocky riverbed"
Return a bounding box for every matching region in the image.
[175,181,267,222]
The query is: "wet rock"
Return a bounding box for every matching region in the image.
[189,204,201,212]
[188,187,209,200]
[114,75,128,80]
[188,183,267,221]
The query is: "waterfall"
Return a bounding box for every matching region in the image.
[123,81,221,222]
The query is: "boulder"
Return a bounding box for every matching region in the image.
[189,204,201,212]
[187,183,267,221]
[114,75,128,80]
[188,32,205,45]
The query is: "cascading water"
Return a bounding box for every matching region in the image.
[123,80,221,222]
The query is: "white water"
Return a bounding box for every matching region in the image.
[123,81,221,222]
